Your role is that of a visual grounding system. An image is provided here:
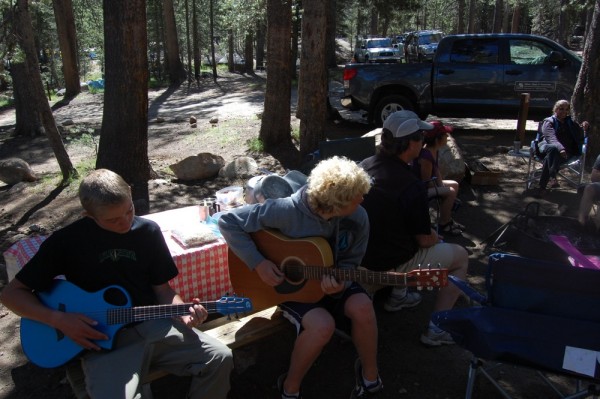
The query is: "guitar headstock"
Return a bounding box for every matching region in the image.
[215,296,253,315]
[407,268,448,290]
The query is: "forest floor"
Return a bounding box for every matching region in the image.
[0,71,591,399]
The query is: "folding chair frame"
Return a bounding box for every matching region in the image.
[465,357,600,399]
[525,122,588,190]
[435,254,600,399]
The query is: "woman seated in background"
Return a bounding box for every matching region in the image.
[412,120,464,236]
[537,99,589,197]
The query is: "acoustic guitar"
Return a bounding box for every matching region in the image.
[228,229,448,311]
[20,280,252,368]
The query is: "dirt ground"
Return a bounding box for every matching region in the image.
[0,72,591,399]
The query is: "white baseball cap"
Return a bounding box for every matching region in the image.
[383,110,433,133]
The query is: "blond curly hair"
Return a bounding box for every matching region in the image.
[306,156,371,214]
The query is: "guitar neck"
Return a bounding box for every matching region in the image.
[108,302,215,325]
[297,265,409,286]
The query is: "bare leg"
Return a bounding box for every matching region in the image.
[432,244,468,313]
[282,308,334,394]
[578,184,598,225]
[429,186,456,225]
[345,293,378,381]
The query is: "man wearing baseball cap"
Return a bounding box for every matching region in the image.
[359,112,469,347]
[383,110,434,132]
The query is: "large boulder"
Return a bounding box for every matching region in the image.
[219,156,258,179]
[0,158,37,185]
[438,135,465,182]
[169,153,225,180]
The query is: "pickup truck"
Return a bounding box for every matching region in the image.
[341,33,582,125]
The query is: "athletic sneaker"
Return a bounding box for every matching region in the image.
[350,358,383,398]
[277,373,302,399]
[420,328,455,347]
[383,291,422,312]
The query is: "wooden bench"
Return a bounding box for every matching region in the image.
[66,306,289,399]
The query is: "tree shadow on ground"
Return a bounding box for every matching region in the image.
[0,183,67,236]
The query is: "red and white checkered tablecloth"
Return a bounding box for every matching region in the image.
[3,206,233,302]
[144,205,233,302]
[3,235,48,281]
[167,238,231,302]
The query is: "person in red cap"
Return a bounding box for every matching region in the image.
[412,120,464,236]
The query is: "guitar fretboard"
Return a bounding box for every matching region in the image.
[107,301,234,325]
[285,264,444,288]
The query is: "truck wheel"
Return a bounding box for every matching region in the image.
[374,95,414,127]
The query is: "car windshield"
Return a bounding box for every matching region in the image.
[367,39,392,48]
[418,33,443,45]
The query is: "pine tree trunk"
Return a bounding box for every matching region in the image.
[192,0,201,82]
[259,0,294,156]
[11,62,44,137]
[244,31,253,74]
[14,0,76,181]
[297,0,328,159]
[571,0,600,162]
[255,18,266,70]
[52,0,81,98]
[162,0,186,85]
[98,0,150,214]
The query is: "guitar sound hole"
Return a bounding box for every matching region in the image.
[281,260,305,284]
[103,287,128,306]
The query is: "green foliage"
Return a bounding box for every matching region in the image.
[64,126,99,156]
[291,125,300,142]
[247,137,264,152]
[0,95,13,108]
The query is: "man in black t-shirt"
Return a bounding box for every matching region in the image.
[359,111,469,347]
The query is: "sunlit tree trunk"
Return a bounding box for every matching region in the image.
[259,0,294,155]
[163,0,186,85]
[185,0,192,81]
[98,0,150,214]
[297,0,327,159]
[192,0,201,82]
[52,0,80,98]
[209,0,217,80]
[13,0,76,181]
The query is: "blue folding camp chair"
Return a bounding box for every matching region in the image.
[433,253,600,399]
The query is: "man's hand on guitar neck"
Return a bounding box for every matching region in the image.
[255,260,285,286]
[182,300,209,329]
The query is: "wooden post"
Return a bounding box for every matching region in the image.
[515,93,530,147]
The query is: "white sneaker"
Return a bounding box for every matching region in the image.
[383,291,422,312]
[420,328,455,347]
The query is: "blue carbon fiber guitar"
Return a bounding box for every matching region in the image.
[20,280,252,368]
